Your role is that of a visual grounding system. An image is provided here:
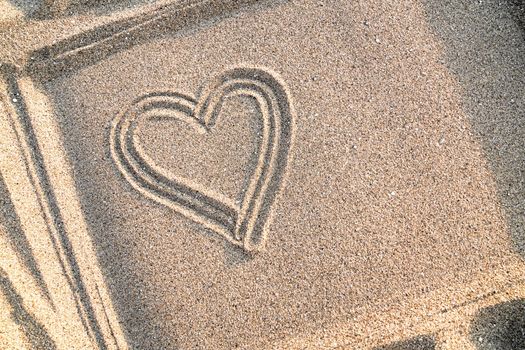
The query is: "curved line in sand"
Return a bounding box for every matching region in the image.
[110,67,294,252]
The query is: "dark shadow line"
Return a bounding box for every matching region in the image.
[372,335,436,350]
[0,171,53,305]
[0,267,57,350]
[133,90,197,105]
[1,65,108,349]
[95,283,121,350]
[1,65,93,342]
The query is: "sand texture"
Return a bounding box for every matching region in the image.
[1,0,525,349]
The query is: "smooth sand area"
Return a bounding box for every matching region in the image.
[1,0,524,349]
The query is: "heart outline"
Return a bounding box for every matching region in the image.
[109,66,294,252]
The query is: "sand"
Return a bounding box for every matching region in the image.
[1,0,525,349]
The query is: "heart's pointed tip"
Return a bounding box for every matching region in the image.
[196,124,208,134]
[242,241,266,255]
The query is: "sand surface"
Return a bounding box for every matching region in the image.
[1,0,525,349]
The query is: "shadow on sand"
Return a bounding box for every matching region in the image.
[470,299,525,350]
[0,268,56,349]
[422,0,525,260]
[373,335,436,350]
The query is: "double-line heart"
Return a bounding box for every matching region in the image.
[109,67,294,252]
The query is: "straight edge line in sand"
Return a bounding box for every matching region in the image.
[0,65,128,349]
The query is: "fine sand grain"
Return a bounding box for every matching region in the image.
[1,0,525,349]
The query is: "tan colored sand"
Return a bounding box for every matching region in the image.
[0,2,23,26]
[1,0,525,349]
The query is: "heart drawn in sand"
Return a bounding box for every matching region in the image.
[109,67,294,252]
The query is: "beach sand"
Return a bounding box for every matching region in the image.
[1,0,525,349]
